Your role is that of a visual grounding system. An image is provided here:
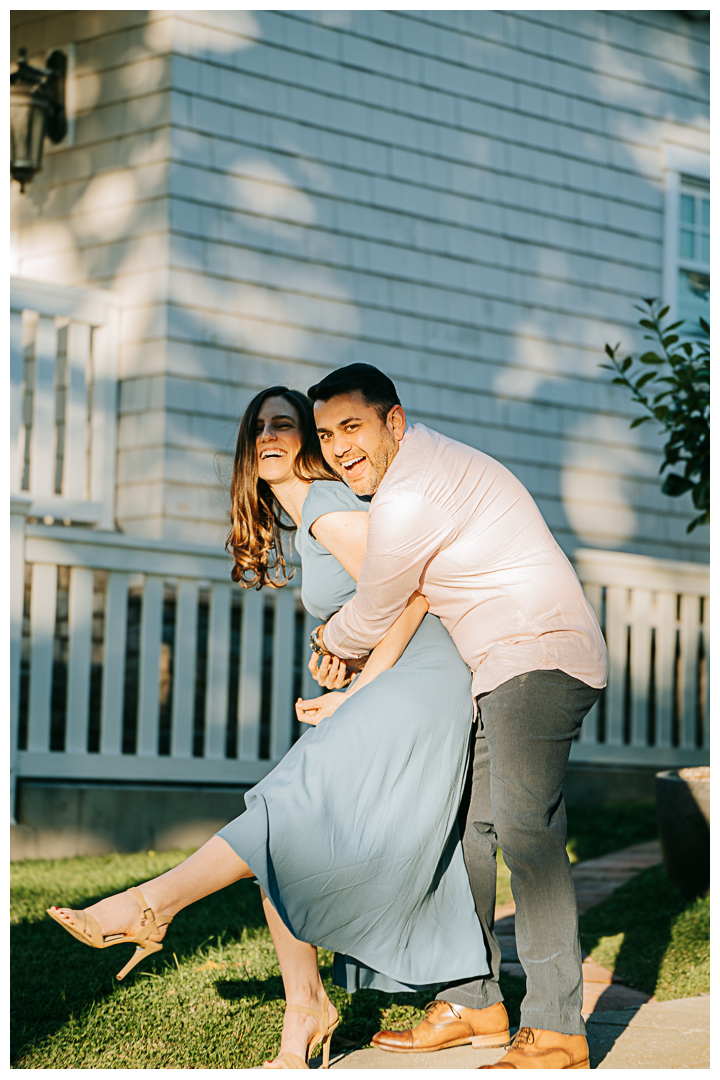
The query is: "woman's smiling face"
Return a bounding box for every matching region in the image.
[255,395,303,485]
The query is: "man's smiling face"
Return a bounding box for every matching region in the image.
[313,392,406,496]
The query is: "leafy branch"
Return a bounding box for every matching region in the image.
[601,299,709,533]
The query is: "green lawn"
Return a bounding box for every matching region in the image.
[13,850,518,1068]
[565,801,660,864]
[580,864,710,1001]
[493,800,660,908]
[567,801,709,1002]
[11,801,670,1068]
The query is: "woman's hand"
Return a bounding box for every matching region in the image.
[295,692,346,726]
[308,651,354,689]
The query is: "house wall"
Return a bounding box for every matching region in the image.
[11,9,710,561]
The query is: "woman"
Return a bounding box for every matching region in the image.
[48,387,489,1069]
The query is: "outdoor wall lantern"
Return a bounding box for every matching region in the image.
[10,48,67,192]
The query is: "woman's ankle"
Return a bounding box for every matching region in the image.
[136,881,176,923]
[284,982,327,1008]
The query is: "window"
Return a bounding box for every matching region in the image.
[677,178,709,328]
[663,146,710,335]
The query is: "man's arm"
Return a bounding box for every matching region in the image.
[323,491,453,657]
[297,591,429,723]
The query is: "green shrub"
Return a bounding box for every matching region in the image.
[602,299,709,532]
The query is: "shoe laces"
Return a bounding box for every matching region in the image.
[424,1000,461,1020]
[507,1027,535,1050]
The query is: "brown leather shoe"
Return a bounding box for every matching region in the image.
[478,1027,590,1068]
[371,1000,510,1053]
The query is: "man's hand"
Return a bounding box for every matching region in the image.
[308,650,354,689]
[309,622,369,687]
[295,692,346,726]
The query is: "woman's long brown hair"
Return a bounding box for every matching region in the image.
[226,386,337,589]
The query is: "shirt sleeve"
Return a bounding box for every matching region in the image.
[322,490,453,657]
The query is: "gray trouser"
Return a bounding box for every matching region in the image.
[438,669,601,1036]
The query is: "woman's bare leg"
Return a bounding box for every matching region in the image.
[52,839,338,1065]
[51,836,253,940]
[261,888,338,1070]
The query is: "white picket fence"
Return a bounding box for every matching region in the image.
[11,526,320,811]
[10,528,709,816]
[572,549,709,767]
[10,276,120,528]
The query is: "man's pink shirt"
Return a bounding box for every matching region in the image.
[322,424,608,698]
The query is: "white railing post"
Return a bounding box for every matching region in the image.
[170,579,200,758]
[270,588,296,761]
[10,494,32,822]
[204,582,231,759]
[136,576,164,758]
[62,321,92,503]
[678,594,701,750]
[89,307,119,531]
[604,585,628,747]
[628,587,652,748]
[578,582,602,745]
[64,567,95,754]
[99,572,129,756]
[238,590,264,760]
[27,564,58,754]
[28,316,58,500]
[654,591,678,750]
[9,310,25,495]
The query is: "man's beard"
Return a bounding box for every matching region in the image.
[333,428,397,496]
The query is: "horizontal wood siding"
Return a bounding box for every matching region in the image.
[11,10,709,561]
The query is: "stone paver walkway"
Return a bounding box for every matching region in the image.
[497,840,663,1017]
[572,840,663,916]
[589,996,710,1069]
[328,997,710,1069]
[327,839,710,1068]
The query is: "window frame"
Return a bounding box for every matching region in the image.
[662,144,710,321]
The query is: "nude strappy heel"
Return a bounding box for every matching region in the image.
[271,991,339,1069]
[46,885,173,981]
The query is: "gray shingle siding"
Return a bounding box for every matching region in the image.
[11,9,709,560]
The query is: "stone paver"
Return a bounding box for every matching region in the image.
[581,975,652,1015]
[329,839,704,1069]
[590,997,710,1069]
[575,842,661,1016]
[493,842,662,1016]
[328,1045,505,1069]
[571,840,663,915]
[328,998,711,1069]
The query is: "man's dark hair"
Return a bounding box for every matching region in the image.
[307,363,401,422]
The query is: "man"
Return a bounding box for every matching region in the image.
[307,364,607,1071]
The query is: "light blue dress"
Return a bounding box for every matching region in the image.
[218,481,488,992]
